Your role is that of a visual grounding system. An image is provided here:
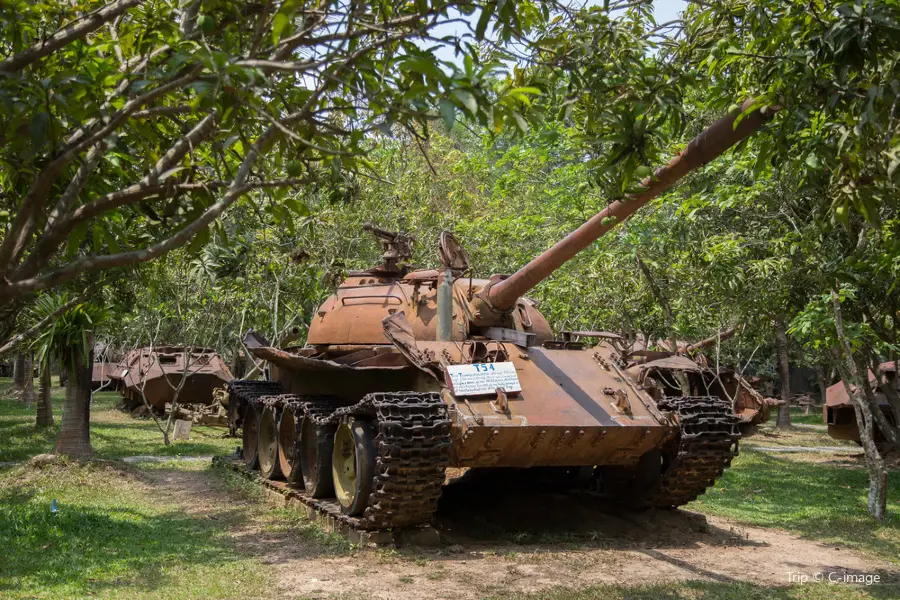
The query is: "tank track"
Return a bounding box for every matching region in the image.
[225,380,285,433]
[240,391,450,530]
[226,380,284,401]
[359,392,451,529]
[648,395,741,508]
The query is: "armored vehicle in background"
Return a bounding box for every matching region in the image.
[227,101,774,530]
[112,346,232,410]
[825,361,897,444]
[573,330,777,431]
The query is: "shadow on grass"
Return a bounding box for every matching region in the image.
[89,427,237,459]
[0,393,238,462]
[0,487,246,595]
[0,461,346,598]
[0,416,60,462]
[692,449,900,563]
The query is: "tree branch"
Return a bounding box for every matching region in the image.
[0,293,86,357]
[0,114,305,299]
[0,65,204,277]
[0,0,144,73]
[15,113,219,281]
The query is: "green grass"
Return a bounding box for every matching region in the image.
[789,407,826,426]
[689,449,900,564]
[0,378,238,462]
[481,581,898,600]
[0,460,266,599]
[747,422,856,448]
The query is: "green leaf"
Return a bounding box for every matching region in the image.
[513,111,528,133]
[439,99,456,130]
[187,225,210,254]
[66,221,89,258]
[29,111,50,153]
[272,12,290,45]
[452,89,478,115]
[476,3,495,41]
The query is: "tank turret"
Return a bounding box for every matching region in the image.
[307,99,775,349]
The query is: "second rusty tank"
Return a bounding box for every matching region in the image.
[566,330,777,431]
[112,346,232,411]
[227,101,774,530]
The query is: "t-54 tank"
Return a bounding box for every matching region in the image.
[228,101,775,530]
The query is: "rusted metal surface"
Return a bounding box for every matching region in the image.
[561,331,624,342]
[825,361,897,443]
[167,401,228,427]
[305,273,555,347]
[611,338,776,429]
[111,346,232,409]
[681,325,740,353]
[825,361,897,409]
[91,362,118,391]
[488,100,775,311]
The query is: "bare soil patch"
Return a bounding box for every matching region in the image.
[137,463,900,600]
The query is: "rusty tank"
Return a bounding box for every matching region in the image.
[825,361,897,444]
[111,346,232,410]
[569,330,778,431]
[227,101,775,530]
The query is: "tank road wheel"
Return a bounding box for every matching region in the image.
[332,417,377,516]
[258,405,282,480]
[242,404,262,469]
[278,405,303,486]
[300,415,336,498]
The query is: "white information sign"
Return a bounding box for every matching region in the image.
[446,362,522,396]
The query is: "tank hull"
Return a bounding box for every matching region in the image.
[247,335,675,470]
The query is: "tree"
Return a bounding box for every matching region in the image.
[20,351,35,406]
[0,0,560,346]
[36,361,54,428]
[32,294,109,457]
[774,318,792,428]
[677,0,900,518]
[11,353,26,396]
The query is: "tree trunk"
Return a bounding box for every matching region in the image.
[831,290,888,519]
[36,362,54,428]
[55,345,93,458]
[59,361,68,387]
[12,352,26,395]
[636,255,691,394]
[775,318,792,428]
[815,363,828,406]
[21,352,35,406]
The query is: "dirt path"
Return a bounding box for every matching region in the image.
[139,465,899,600]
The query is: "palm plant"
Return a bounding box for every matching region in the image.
[31,294,109,456]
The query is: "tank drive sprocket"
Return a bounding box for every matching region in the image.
[649,395,741,508]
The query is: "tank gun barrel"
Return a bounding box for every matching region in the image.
[683,325,741,353]
[487,100,776,312]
